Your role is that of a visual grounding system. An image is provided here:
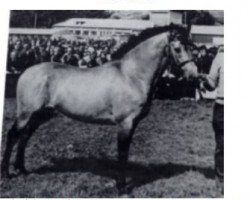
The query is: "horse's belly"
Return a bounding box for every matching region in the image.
[54,98,116,125]
[47,73,141,125]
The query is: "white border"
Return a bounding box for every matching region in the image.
[1,0,250,200]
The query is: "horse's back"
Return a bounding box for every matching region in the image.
[17,62,77,91]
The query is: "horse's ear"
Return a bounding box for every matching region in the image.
[186,23,192,39]
[169,23,177,39]
[169,23,175,30]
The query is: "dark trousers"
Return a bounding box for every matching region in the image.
[212,103,224,181]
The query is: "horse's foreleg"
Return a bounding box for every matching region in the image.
[1,121,20,178]
[117,117,138,195]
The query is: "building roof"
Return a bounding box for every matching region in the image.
[191,25,224,35]
[9,28,53,35]
[151,10,170,14]
[53,18,154,30]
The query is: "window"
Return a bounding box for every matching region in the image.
[76,21,85,25]
[83,30,89,35]
[75,30,81,35]
[91,31,97,36]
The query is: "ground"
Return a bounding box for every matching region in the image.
[0,98,218,198]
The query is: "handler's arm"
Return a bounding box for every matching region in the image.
[203,53,221,91]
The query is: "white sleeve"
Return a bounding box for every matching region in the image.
[206,53,221,90]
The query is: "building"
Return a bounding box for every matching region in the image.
[9,28,53,36]
[52,18,154,40]
[52,11,182,40]
[191,25,224,45]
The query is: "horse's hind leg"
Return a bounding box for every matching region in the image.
[1,108,36,178]
[13,108,54,174]
[1,120,21,178]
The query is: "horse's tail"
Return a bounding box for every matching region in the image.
[15,63,51,130]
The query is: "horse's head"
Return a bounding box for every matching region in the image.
[166,25,198,80]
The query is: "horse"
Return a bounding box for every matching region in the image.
[1,24,197,194]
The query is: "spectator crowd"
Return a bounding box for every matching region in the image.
[7,35,120,74]
[191,44,218,74]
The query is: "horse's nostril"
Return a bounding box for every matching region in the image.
[175,48,181,53]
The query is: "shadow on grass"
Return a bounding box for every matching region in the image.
[33,156,214,193]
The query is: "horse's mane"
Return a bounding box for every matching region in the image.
[112,24,189,60]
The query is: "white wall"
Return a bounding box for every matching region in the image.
[150,11,183,26]
[150,11,170,26]
[170,12,182,24]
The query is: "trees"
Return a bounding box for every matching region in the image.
[9,10,111,28]
[183,10,217,25]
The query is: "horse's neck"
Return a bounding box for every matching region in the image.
[122,32,169,94]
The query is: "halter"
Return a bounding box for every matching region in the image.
[164,41,195,79]
[178,59,194,68]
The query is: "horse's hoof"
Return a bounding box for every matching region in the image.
[14,165,28,175]
[18,169,28,175]
[105,180,116,188]
[1,171,10,179]
[119,194,130,198]
[118,186,129,197]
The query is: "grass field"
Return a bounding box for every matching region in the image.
[0,98,219,198]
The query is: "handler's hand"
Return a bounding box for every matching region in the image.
[197,73,207,81]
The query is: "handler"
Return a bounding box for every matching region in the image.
[199,46,224,195]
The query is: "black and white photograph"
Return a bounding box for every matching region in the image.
[0,9,225,198]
